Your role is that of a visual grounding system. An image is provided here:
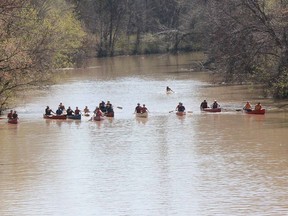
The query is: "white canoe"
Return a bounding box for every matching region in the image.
[136,112,148,118]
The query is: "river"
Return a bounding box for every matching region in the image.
[0,53,288,216]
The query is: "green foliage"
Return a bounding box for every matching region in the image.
[0,0,86,111]
[272,70,288,98]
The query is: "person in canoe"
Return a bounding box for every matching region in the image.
[105,103,114,117]
[74,107,81,115]
[243,101,252,112]
[56,106,63,115]
[58,102,65,111]
[93,107,104,119]
[212,100,220,109]
[200,100,209,110]
[176,102,185,112]
[83,106,90,114]
[99,101,106,112]
[45,106,54,115]
[141,104,149,113]
[66,106,73,115]
[254,102,262,111]
[7,110,13,119]
[166,86,174,93]
[106,100,113,107]
[135,103,142,113]
[12,111,18,119]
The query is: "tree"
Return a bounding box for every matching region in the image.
[0,0,86,112]
[204,0,288,98]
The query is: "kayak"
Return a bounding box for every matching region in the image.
[67,114,81,120]
[105,112,114,117]
[136,112,148,118]
[202,108,221,112]
[245,109,265,115]
[8,118,18,124]
[176,111,186,116]
[43,114,67,119]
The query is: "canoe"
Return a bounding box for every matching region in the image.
[8,118,18,124]
[176,111,186,116]
[245,109,265,115]
[83,113,90,117]
[43,114,67,119]
[105,112,114,117]
[93,116,105,121]
[136,112,148,118]
[67,114,81,120]
[202,108,221,112]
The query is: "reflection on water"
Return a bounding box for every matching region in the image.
[0,53,288,216]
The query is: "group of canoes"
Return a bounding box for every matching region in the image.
[172,99,265,116]
[167,86,265,115]
[43,98,266,122]
[199,100,265,114]
[3,89,266,124]
[43,101,115,121]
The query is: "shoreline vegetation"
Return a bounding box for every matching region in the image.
[1,1,288,114]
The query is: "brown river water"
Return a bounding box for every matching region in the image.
[0,53,288,216]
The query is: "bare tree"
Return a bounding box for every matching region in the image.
[204,0,288,98]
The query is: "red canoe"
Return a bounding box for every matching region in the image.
[176,111,186,116]
[93,116,105,121]
[8,118,18,124]
[43,114,67,119]
[202,108,221,112]
[245,109,265,115]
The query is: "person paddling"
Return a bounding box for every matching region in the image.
[83,106,90,113]
[56,106,63,115]
[176,102,185,112]
[212,100,220,109]
[200,100,209,110]
[99,101,106,112]
[105,104,114,116]
[243,101,252,112]
[166,86,174,93]
[141,104,149,113]
[45,106,54,115]
[12,111,18,119]
[66,106,73,115]
[7,110,13,119]
[58,102,65,111]
[254,102,262,111]
[74,107,81,115]
[135,103,142,113]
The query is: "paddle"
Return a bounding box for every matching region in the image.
[169,110,175,113]
[116,106,123,109]
[187,111,193,113]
